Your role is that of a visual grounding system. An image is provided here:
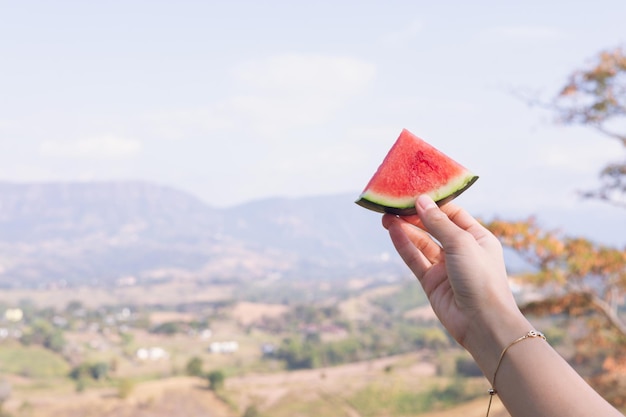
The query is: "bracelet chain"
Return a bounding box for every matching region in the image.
[485,330,547,417]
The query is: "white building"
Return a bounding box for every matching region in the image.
[209,341,239,354]
[136,347,169,361]
[4,308,23,322]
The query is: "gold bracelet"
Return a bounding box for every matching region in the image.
[485,330,547,417]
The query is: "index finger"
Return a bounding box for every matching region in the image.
[394,201,474,231]
[438,202,497,247]
[405,199,491,243]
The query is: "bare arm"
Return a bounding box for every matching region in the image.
[382,195,623,417]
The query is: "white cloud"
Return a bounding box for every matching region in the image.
[229,54,376,138]
[39,135,142,159]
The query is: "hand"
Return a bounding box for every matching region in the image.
[382,195,524,351]
[384,195,624,417]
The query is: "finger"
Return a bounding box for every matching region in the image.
[399,219,443,264]
[438,201,493,243]
[383,214,441,261]
[381,213,396,230]
[415,195,475,250]
[382,212,423,229]
[386,217,440,279]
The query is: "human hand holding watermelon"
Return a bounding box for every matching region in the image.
[356,129,478,215]
[382,195,623,417]
[360,129,529,361]
[367,130,623,416]
[382,195,530,358]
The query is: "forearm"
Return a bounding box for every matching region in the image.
[495,339,621,417]
[464,307,623,417]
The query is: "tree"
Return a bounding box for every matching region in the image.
[488,219,626,334]
[185,356,204,377]
[20,319,66,353]
[69,361,110,382]
[274,337,319,369]
[89,362,110,380]
[150,321,182,335]
[500,45,626,406]
[486,218,626,406]
[207,370,225,391]
[550,46,626,207]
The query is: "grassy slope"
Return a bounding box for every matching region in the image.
[2,351,498,417]
[0,343,70,378]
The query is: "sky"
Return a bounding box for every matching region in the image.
[1,1,625,244]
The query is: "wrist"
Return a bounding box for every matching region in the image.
[462,301,532,381]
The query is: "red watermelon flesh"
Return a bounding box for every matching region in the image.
[356,129,478,215]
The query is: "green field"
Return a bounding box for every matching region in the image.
[0,343,70,378]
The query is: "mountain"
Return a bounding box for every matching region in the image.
[0,182,399,288]
[227,193,393,261]
[0,181,223,242]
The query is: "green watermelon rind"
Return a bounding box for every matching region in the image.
[355,172,479,216]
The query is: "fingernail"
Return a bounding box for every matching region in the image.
[417,194,436,211]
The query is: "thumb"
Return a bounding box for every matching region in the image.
[415,195,468,249]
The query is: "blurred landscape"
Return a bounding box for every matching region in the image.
[0,181,401,289]
[0,181,474,417]
[2,2,626,416]
[0,180,617,417]
[0,182,508,416]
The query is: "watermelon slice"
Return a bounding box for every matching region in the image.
[356,129,478,215]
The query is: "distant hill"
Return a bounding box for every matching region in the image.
[0,182,400,288]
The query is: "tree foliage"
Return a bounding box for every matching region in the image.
[551,46,626,206]
[185,356,204,377]
[207,370,225,391]
[486,218,626,405]
[20,319,66,353]
[68,361,110,382]
[488,218,626,332]
[499,45,626,406]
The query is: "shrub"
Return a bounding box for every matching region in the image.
[150,322,182,335]
[69,361,110,382]
[185,356,204,377]
[207,370,225,391]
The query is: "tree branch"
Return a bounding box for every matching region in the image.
[593,125,626,147]
[589,291,626,338]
